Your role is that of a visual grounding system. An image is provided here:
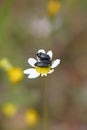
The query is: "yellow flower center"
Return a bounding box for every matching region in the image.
[35,66,51,75]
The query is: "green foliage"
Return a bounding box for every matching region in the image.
[0,0,13,39]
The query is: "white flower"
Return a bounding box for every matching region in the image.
[24,49,60,79]
[29,17,51,38]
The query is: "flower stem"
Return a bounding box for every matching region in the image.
[43,76,47,130]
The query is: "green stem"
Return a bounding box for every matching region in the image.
[43,76,47,130]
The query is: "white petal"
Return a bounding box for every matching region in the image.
[24,68,36,74]
[48,69,54,74]
[47,50,53,59]
[26,68,40,79]
[37,49,46,54]
[41,74,47,76]
[51,59,60,68]
[28,58,37,67]
[23,69,33,74]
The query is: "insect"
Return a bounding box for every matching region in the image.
[36,52,52,67]
[37,52,51,62]
[35,61,51,67]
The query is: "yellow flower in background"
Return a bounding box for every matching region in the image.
[47,0,61,16]
[1,103,17,118]
[0,58,12,71]
[25,109,39,126]
[7,67,23,83]
[0,58,23,83]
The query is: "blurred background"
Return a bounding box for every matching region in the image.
[0,0,87,130]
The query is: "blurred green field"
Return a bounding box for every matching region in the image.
[0,0,87,130]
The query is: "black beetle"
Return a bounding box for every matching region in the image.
[37,52,50,62]
[35,61,51,67]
